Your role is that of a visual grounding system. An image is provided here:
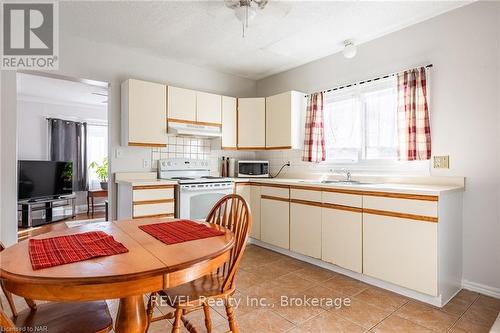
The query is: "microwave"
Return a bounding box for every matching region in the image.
[237,161,269,178]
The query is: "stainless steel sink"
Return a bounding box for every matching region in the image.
[321,180,371,185]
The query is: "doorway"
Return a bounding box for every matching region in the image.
[15,72,109,240]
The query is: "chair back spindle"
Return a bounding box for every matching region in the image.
[205,194,252,292]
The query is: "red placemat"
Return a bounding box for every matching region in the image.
[139,220,225,245]
[28,231,129,270]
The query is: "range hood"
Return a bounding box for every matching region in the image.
[167,121,222,138]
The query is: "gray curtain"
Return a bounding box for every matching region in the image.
[48,118,87,191]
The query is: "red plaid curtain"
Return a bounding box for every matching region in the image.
[397,67,431,160]
[302,92,326,162]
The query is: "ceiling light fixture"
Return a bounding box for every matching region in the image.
[342,40,357,59]
[225,0,268,37]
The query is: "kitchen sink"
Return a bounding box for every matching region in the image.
[297,180,374,185]
[321,180,370,185]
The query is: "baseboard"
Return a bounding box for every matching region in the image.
[462,279,500,299]
[248,238,447,307]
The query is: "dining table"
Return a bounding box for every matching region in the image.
[0,218,235,333]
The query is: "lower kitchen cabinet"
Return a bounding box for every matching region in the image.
[235,184,261,239]
[117,183,175,219]
[363,213,438,296]
[290,202,321,258]
[261,197,289,249]
[321,206,362,273]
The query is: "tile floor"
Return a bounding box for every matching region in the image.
[2,244,499,333]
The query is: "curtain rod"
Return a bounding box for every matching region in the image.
[304,64,433,98]
[46,117,108,127]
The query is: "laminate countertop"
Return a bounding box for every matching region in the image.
[232,177,464,196]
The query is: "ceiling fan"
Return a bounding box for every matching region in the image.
[225,0,269,37]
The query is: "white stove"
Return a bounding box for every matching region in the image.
[158,159,234,220]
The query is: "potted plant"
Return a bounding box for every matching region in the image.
[89,157,109,190]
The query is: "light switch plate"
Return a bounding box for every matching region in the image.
[433,155,450,169]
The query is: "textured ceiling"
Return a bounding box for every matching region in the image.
[60,1,470,80]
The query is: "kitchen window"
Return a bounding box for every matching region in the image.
[324,76,398,162]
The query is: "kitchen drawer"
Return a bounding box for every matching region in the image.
[363,196,438,218]
[322,191,362,208]
[133,201,174,218]
[133,187,174,202]
[291,188,321,202]
[261,185,289,199]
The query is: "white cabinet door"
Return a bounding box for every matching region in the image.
[221,96,237,149]
[237,98,265,149]
[322,207,362,273]
[235,184,261,239]
[363,213,438,296]
[266,92,291,149]
[121,79,167,147]
[261,197,289,249]
[167,86,196,122]
[250,185,261,239]
[290,202,321,258]
[265,91,305,149]
[197,91,222,124]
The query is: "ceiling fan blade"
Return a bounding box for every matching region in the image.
[224,0,241,10]
[253,0,268,10]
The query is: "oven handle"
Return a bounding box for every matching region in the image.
[180,186,234,192]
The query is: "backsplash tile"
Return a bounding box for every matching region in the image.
[150,135,255,175]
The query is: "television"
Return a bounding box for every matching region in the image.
[18,160,73,201]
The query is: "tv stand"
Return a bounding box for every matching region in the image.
[18,194,76,228]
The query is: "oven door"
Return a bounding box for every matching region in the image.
[178,183,234,221]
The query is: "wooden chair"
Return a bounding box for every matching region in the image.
[0,242,36,317]
[0,301,113,333]
[0,242,114,333]
[146,194,252,333]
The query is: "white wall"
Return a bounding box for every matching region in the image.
[17,99,107,160]
[0,72,18,246]
[0,3,257,246]
[257,2,500,291]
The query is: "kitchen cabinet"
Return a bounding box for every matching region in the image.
[117,183,175,220]
[235,183,261,239]
[167,86,197,122]
[260,186,289,249]
[121,79,167,147]
[237,97,266,149]
[221,96,237,149]
[265,91,305,149]
[363,213,438,296]
[290,189,322,258]
[322,207,362,273]
[197,91,222,125]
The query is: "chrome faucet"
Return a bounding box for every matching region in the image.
[333,168,351,181]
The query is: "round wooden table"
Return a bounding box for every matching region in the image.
[0,218,234,333]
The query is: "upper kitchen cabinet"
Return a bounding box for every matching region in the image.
[167,86,197,122]
[266,91,305,149]
[237,97,266,149]
[197,91,222,125]
[221,96,237,149]
[121,79,167,147]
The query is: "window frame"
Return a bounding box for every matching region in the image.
[320,76,430,174]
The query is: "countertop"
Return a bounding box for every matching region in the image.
[116,179,178,186]
[232,177,464,196]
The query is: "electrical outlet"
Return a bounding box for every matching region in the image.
[115,148,123,158]
[143,159,151,169]
[433,155,450,169]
